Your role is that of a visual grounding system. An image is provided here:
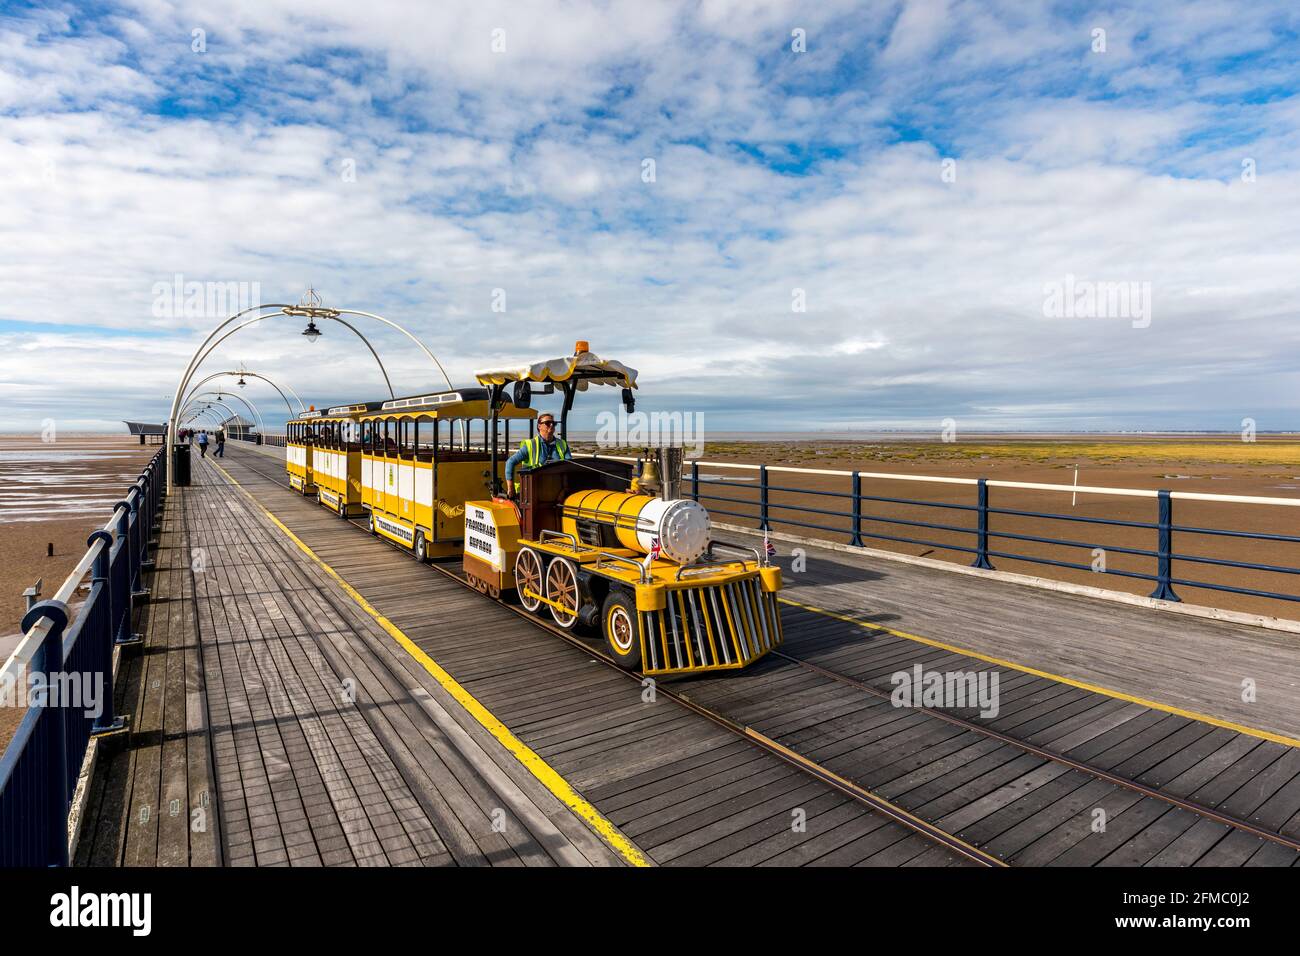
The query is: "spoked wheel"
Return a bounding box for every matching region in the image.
[367,511,376,535]
[414,531,428,563]
[515,548,544,613]
[602,590,642,670]
[545,557,580,629]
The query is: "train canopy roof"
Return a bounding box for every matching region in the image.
[473,347,638,390]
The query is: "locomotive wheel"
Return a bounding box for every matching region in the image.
[515,548,544,613]
[602,591,642,670]
[414,531,429,563]
[545,557,580,629]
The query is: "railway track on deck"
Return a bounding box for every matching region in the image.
[230,449,1300,866]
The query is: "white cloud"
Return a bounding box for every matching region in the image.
[1,1,1299,433]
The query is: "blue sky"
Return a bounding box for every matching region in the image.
[1,0,1299,433]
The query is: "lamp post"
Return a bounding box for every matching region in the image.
[185,390,265,435]
[181,371,303,418]
[181,398,243,432]
[167,289,451,491]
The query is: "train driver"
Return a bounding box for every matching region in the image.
[505,412,571,497]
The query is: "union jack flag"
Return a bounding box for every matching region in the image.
[643,536,661,573]
[763,528,777,559]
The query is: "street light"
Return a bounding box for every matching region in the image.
[166,289,453,492]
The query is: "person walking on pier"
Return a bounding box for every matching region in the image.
[215,428,225,458]
[197,430,209,458]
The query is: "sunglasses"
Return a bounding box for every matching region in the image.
[538,420,556,427]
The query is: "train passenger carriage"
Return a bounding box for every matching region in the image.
[359,388,536,562]
[311,402,383,517]
[285,411,320,494]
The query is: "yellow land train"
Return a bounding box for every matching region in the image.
[285,412,319,495]
[358,388,536,561]
[463,345,784,676]
[309,402,384,517]
[286,404,380,512]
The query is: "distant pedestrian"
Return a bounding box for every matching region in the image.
[215,429,225,458]
[197,430,209,458]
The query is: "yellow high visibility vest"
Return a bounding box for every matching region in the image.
[522,435,569,468]
[514,436,570,491]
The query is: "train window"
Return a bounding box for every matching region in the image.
[397,417,410,457]
[416,419,434,461]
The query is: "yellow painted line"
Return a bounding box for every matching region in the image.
[779,596,1300,750]
[210,460,650,867]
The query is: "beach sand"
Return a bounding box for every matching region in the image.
[1,435,158,750]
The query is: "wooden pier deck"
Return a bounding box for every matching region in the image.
[73,442,1300,867]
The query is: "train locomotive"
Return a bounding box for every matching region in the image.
[284,341,783,677]
[463,344,784,675]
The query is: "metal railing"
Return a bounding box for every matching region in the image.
[0,446,166,866]
[666,459,1300,609]
[226,431,285,447]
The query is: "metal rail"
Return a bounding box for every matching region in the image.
[663,458,1300,608]
[0,446,167,866]
[773,643,1300,855]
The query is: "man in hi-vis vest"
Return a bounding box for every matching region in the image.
[505,412,571,497]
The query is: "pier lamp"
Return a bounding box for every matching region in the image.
[287,287,331,343]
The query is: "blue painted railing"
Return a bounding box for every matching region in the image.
[682,460,1300,609]
[0,446,166,866]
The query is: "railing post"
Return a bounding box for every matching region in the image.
[112,503,142,647]
[971,478,994,570]
[86,530,126,736]
[127,490,150,602]
[758,464,770,531]
[691,461,699,501]
[850,471,863,546]
[19,599,71,867]
[1149,489,1180,602]
[139,476,155,569]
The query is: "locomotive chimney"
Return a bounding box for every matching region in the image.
[656,445,684,501]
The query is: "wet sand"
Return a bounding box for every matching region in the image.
[1,435,157,750]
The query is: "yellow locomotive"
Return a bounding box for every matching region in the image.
[463,344,784,675]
